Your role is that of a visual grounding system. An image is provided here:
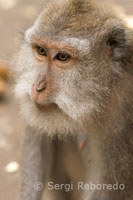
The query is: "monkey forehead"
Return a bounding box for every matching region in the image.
[25,27,90,53]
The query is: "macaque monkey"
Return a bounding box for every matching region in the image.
[14,0,133,199]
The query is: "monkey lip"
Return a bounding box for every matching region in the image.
[35,102,59,112]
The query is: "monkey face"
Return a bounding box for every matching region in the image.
[15,0,132,135]
[15,34,110,132]
[15,38,82,135]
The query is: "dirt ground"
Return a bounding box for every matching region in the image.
[0,0,133,200]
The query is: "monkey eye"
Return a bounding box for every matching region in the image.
[37,46,47,56]
[55,53,71,62]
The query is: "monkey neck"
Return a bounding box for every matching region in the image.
[82,74,132,188]
[101,74,132,132]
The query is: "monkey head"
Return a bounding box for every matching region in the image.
[15,0,133,135]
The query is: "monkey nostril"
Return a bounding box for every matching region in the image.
[34,81,46,92]
[36,85,46,92]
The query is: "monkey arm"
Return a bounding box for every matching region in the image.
[19,126,53,200]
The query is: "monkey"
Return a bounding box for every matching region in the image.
[14,0,133,199]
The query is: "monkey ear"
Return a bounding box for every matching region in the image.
[107,27,133,72]
[107,28,127,62]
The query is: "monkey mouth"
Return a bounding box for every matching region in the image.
[35,102,59,112]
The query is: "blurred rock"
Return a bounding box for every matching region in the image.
[0,60,9,98]
[0,0,17,10]
[22,5,38,19]
[5,161,19,173]
[0,60,9,80]
[125,16,133,28]
[0,78,7,96]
